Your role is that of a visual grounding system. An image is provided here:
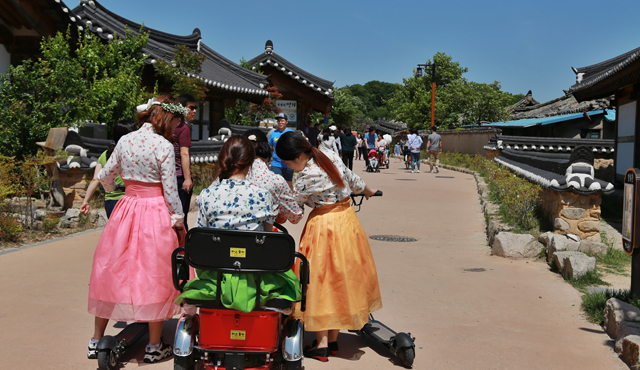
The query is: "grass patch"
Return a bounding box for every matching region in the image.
[596,247,631,275]
[567,268,610,292]
[582,290,631,323]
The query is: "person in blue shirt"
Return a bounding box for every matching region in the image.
[363,127,378,167]
[269,112,295,187]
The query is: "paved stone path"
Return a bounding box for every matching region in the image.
[0,161,627,369]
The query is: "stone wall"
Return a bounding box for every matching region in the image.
[541,189,602,242]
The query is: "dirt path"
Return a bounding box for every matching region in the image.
[0,162,627,369]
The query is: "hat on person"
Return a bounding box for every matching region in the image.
[275,112,288,121]
[329,125,337,131]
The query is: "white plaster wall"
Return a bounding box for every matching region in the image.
[0,45,10,76]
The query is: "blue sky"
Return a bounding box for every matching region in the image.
[98,0,640,103]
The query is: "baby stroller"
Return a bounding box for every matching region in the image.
[171,227,309,370]
[367,149,381,173]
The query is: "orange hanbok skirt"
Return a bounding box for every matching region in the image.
[293,198,382,331]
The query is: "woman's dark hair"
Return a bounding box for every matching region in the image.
[107,120,138,161]
[243,129,272,161]
[136,95,183,142]
[217,135,255,180]
[322,127,332,141]
[276,131,345,188]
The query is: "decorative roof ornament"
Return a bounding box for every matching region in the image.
[265,40,274,55]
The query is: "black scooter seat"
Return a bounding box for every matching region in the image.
[184,297,294,310]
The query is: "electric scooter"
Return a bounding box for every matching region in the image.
[350,192,417,369]
[96,322,149,370]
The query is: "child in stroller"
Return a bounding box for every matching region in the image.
[367,149,381,172]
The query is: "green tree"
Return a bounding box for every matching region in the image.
[387,52,519,129]
[330,87,366,125]
[154,44,207,100]
[0,26,151,158]
[347,80,400,120]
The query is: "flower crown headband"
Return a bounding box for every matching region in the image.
[136,98,189,117]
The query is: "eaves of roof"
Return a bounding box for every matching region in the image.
[478,109,611,128]
[247,50,334,98]
[568,45,640,98]
[72,1,269,98]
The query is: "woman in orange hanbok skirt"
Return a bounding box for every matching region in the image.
[276,131,382,362]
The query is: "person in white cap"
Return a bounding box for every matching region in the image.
[268,112,295,186]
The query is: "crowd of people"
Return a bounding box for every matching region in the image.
[84,96,386,364]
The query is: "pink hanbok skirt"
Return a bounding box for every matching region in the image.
[88,180,181,322]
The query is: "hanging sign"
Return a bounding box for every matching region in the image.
[276,100,297,125]
[623,168,640,255]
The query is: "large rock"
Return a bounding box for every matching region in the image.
[65,208,81,218]
[562,253,596,279]
[604,298,640,338]
[97,210,108,227]
[579,240,609,256]
[88,209,99,224]
[561,207,586,220]
[551,251,583,272]
[622,335,640,368]
[547,234,580,261]
[491,232,540,258]
[616,321,640,353]
[578,220,600,232]
[538,231,554,246]
[554,218,569,231]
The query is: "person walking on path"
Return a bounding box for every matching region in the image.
[356,133,365,161]
[427,126,442,173]
[87,95,187,363]
[364,127,378,167]
[175,94,197,230]
[80,120,138,219]
[268,112,294,186]
[319,127,339,156]
[275,131,382,363]
[339,126,357,171]
[407,128,423,173]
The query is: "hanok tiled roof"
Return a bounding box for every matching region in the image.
[567,45,640,101]
[508,93,611,120]
[72,1,270,99]
[247,40,335,98]
[371,119,407,135]
[484,134,615,154]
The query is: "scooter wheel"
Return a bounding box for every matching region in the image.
[398,346,415,368]
[97,349,117,370]
[174,354,195,370]
[286,359,302,370]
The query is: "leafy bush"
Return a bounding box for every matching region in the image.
[0,215,23,242]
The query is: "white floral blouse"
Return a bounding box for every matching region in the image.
[208,160,304,224]
[319,135,339,155]
[294,150,366,209]
[196,179,276,230]
[98,122,184,227]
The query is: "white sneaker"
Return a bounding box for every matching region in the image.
[417,170,420,173]
[435,166,440,173]
[411,170,414,173]
[143,339,173,363]
[87,338,98,359]
[429,170,434,173]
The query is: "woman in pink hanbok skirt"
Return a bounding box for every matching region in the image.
[87,95,188,363]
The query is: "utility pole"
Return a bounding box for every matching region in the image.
[416,62,436,128]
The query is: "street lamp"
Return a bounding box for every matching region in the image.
[416,62,436,128]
